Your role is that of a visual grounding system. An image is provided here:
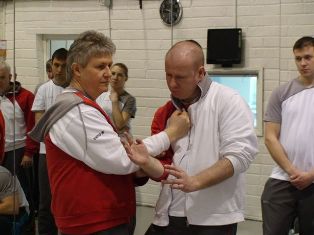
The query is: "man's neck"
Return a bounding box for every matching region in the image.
[180,89,201,106]
[299,75,314,87]
[69,81,94,101]
[53,77,66,87]
[113,87,125,95]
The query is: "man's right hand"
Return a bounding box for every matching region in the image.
[165,110,190,143]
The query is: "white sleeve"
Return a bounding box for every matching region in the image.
[142,131,170,157]
[219,92,258,174]
[32,85,46,111]
[49,104,139,175]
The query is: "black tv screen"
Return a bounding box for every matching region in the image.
[206,28,242,66]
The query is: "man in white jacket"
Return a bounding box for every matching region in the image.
[145,40,258,235]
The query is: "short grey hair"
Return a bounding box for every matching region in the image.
[66,30,116,82]
[0,60,11,73]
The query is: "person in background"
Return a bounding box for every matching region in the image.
[262,36,314,235]
[46,59,53,80]
[144,40,258,235]
[34,59,54,95]
[96,63,138,235]
[97,62,136,135]
[0,61,37,234]
[31,48,68,235]
[29,30,190,235]
[0,165,30,234]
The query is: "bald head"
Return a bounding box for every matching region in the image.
[164,40,206,102]
[166,40,204,70]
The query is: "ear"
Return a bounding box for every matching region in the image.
[197,66,206,82]
[71,63,81,79]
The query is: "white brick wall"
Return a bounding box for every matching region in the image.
[0,2,4,39]
[1,0,314,221]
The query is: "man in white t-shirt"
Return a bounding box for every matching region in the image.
[31,48,68,235]
[262,36,314,235]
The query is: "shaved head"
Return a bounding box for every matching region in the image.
[164,40,206,103]
[166,40,204,71]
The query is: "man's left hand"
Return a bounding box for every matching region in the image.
[290,171,314,190]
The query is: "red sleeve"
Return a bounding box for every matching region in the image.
[15,88,39,157]
[0,111,5,164]
[150,101,176,181]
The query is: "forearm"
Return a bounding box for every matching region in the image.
[264,122,296,176]
[34,111,44,124]
[265,137,295,176]
[192,158,234,191]
[140,156,165,179]
[111,101,127,130]
[0,197,19,215]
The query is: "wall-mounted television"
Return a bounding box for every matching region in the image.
[206,28,242,67]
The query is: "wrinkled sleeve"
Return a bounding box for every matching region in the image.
[218,93,258,174]
[49,104,139,175]
[24,91,39,157]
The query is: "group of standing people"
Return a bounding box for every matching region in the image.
[0,59,36,234]
[0,30,313,235]
[0,32,143,235]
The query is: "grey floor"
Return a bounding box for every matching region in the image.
[134,205,263,235]
[37,205,263,235]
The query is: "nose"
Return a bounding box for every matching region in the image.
[167,77,177,89]
[111,73,116,80]
[56,66,63,74]
[300,58,307,66]
[105,66,112,77]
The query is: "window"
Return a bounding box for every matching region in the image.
[40,35,77,82]
[49,39,74,58]
[208,69,263,136]
[43,34,77,62]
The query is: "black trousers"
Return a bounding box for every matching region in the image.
[145,216,237,235]
[3,148,33,210]
[38,154,57,235]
